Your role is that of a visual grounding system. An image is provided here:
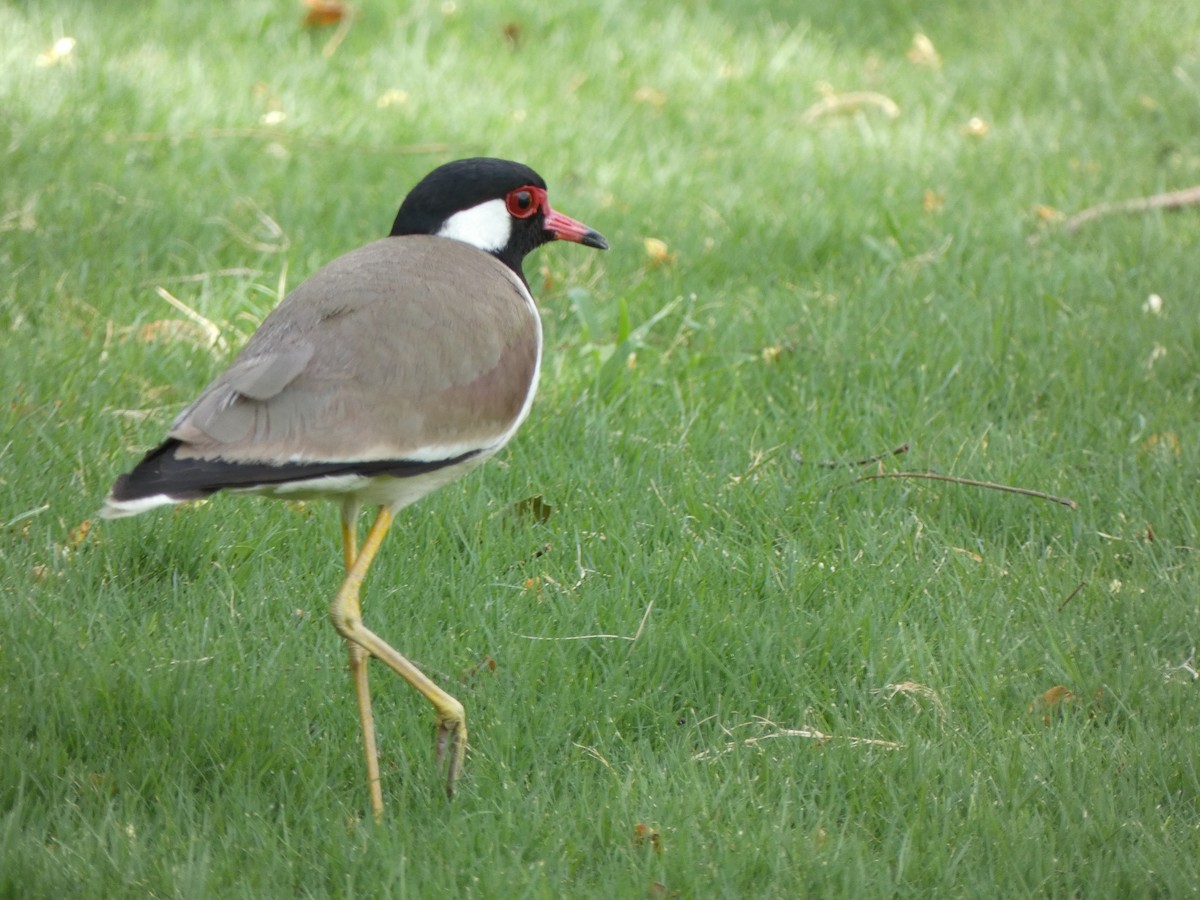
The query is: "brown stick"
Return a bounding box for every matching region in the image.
[794,442,910,469]
[1063,185,1200,234]
[1058,581,1087,611]
[851,471,1078,510]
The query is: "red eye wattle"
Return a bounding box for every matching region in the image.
[506,186,542,218]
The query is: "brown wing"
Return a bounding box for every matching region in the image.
[168,236,540,464]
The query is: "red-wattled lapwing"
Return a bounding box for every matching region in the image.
[100,157,608,816]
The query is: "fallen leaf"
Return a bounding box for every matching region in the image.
[376,89,408,109]
[461,655,497,686]
[302,0,349,27]
[1041,685,1071,707]
[633,823,663,854]
[1029,685,1105,725]
[1140,432,1181,458]
[643,237,675,266]
[68,519,92,550]
[633,86,668,109]
[537,264,556,294]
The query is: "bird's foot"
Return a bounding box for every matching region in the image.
[434,701,467,798]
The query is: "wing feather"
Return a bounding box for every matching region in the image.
[167,236,539,464]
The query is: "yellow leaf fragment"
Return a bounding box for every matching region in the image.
[376,89,409,108]
[136,319,212,349]
[633,86,668,109]
[643,237,675,266]
[36,37,76,68]
[962,116,990,138]
[907,33,942,68]
[1140,432,1181,458]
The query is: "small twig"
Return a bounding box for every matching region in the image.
[1058,580,1088,611]
[1063,185,1200,234]
[795,442,910,469]
[851,471,1078,510]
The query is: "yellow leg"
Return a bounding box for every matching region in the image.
[340,503,384,820]
[331,506,468,802]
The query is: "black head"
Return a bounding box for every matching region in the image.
[390,157,608,278]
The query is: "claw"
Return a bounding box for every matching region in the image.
[434,710,467,798]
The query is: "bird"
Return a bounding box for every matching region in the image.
[100,157,608,817]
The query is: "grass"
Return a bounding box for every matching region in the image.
[3,0,1200,896]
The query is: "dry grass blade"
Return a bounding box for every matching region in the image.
[517,600,654,646]
[800,91,900,124]
[850,471,1079,510]
[154,287,228,354]
[875,681,947,720]
[693,716,902,761]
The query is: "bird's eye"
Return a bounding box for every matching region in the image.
[506,187,539,218]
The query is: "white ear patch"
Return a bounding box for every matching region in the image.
[437,198,512,252]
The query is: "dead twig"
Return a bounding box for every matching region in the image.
[850,471,1078,510]
[1058,580,1087,611]
[794,442,910,469]
[1063,185,1200,234]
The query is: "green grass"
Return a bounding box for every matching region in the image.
[4,0,1200,896]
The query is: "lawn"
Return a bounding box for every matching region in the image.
[3,1,1199,896]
